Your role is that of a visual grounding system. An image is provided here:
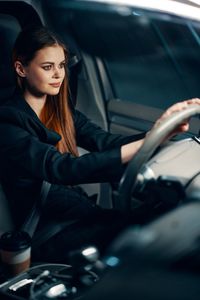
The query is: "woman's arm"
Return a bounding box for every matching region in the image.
[121,139,145,164]
[0,107,125,185]
[1,99,199,186]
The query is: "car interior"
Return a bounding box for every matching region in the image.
[0,1,200,299]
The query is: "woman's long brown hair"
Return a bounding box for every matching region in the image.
[12,26,79,156]
[40,67,79,156]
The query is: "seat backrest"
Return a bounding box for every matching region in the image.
[0,14,22,234]
[0,14,21,104]
[0,184,14,235]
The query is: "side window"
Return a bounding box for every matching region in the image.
[103,12,200,109]
[44,2,200,113]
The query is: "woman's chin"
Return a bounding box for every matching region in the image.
[48,90,60,96]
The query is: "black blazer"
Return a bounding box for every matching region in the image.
[0,91,145,225]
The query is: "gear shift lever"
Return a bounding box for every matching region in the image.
[68,246,106,286]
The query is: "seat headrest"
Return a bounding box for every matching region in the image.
[0,14,21,103]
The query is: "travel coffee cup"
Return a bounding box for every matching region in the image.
[0,230,31,277]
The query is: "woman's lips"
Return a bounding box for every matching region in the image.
[49,83,61,88]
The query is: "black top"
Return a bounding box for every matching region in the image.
[0,91,145,226]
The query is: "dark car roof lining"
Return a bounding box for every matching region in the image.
[0,1,42,27]
[0,2,43,103]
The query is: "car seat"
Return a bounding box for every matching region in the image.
[0,14,22,104]
[0,14,22,234]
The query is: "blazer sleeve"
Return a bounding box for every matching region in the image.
[0,110,129,185]
[0,106,147,185]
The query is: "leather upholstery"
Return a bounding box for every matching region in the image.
[0,14,21,233]
[0,14,21,103]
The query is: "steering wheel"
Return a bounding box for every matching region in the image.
[116,104,200,211]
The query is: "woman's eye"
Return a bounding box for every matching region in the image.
[43,65,52,71]
[59,62,65,69]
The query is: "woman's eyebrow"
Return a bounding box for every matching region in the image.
[40,60,66,65]
[60,59,66,64]
[40,61,54,65]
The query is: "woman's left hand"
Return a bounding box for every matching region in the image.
[153,98,200,137]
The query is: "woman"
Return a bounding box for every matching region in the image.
[0,26,199,263]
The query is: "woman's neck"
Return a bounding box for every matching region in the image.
[24,90,47,119]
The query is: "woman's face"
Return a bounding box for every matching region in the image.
[18,45,66,97]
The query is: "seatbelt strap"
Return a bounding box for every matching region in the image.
[21,181,51,238]
[68,54,82,107]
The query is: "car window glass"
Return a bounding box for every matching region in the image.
[102,11,200,109]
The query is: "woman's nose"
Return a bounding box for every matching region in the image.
[53,67,61,78]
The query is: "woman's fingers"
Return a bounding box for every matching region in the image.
[186,98,200,105]
[176,122,189,133]
[153,98,200,136]
[159,98,200,122]
[160,101,189,121]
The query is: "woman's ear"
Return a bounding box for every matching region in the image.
[14,61,26,77]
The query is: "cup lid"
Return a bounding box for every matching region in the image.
[0,231,31,251]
